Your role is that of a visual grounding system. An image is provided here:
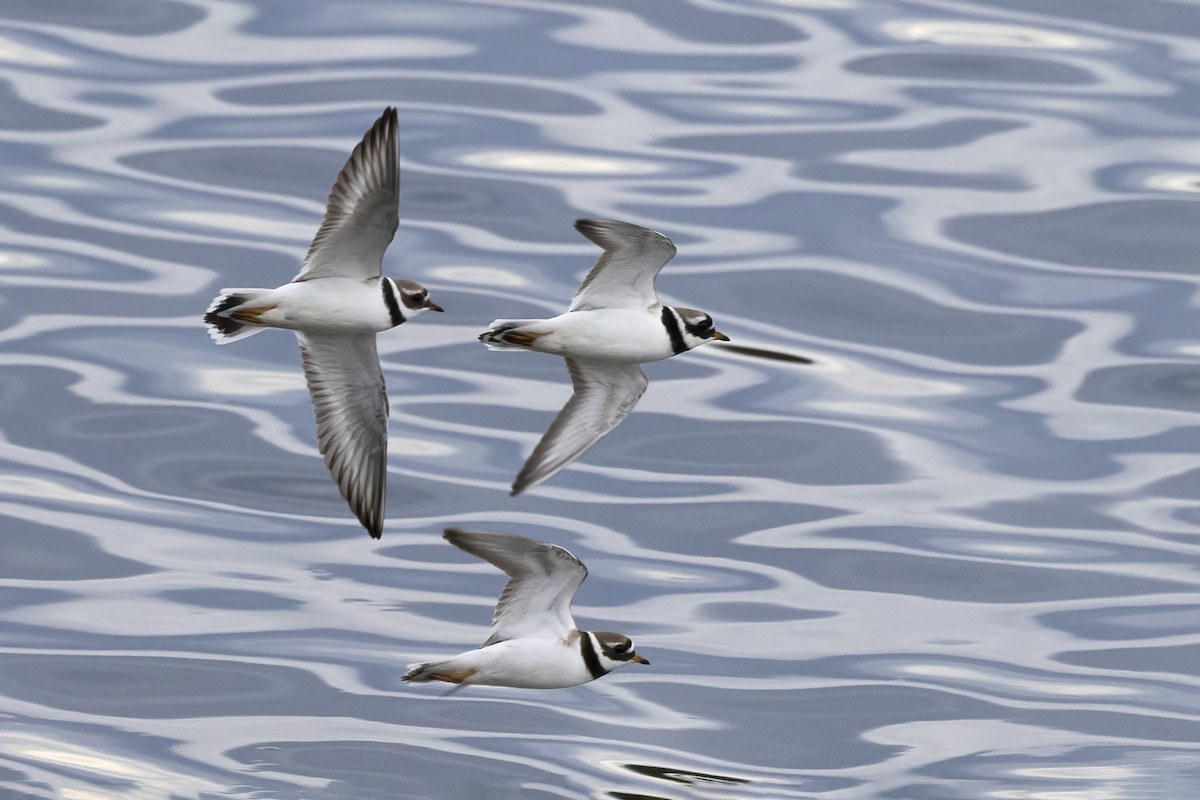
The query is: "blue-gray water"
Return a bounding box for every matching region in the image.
[2,0,1199,797]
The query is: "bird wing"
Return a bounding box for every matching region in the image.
[567,219,677,312]
[511,359,648,495]
[443,529,587,645]
[293,107,399,282]
[296,332,389,538]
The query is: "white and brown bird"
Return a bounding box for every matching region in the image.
[480,219,727,495]
[403,528,649,690]
[203,107,442,538]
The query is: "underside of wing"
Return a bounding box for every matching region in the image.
[568,218,677,312]
[297,332,389,538]
[443,529,587,644]
[511,359,648,495]
[294,107,399,282]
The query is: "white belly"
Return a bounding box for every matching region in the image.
[256,279,393,333]
[525,308,674,363]
[456,638,599,689]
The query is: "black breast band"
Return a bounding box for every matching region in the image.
[381,279,406,327]
[660,306,687,355]
[578,632,607,680]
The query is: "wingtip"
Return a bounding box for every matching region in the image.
[573,218,603,235]
[368,106,398,148]
[362,513,383,539]
[509,465,533,495]
[359,496,384,539]
[443,527,505,553]
[510,461,545,496]
[572,217,674,252]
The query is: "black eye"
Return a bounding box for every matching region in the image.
[698,317,712,329]
[615,641,630,653]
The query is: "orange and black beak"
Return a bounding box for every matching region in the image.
[424,298,444,312]
[711,330,730,342]
[631,653,650,665]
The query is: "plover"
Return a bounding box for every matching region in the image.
[403,528,648,689]
[203,107,442,538]
[480,219,726,495]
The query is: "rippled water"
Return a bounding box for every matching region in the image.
[3,0,1200,797]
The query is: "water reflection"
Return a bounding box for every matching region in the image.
[713,342,815,365]
[621,762,749,785]
[883,19,1102,49]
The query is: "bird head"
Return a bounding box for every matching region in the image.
[394,279,444,314]
[594,631,650,670]
[674,307,728,349]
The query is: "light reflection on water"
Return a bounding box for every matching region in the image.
[2,0,1200,797]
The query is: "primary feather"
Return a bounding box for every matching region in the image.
[568,218,677,312]
[443,529,588,645]
[511,359,648,496]
[295,107,399,282]
[297,333,389,539]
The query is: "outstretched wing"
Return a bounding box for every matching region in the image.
[443,529,587,645]
[511,358,648,495]
[567,219,677,312]
[296,332,388,538]
[294,107,399,282]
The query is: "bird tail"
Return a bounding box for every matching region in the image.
[402,660,450,683]
[204,288,272,344]
[479,319,543,351]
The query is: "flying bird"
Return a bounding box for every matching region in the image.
[203,107,442,538]
[480,219,727,495]
[403,528,649,689]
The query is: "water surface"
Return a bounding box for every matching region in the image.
[2,0,1199,797]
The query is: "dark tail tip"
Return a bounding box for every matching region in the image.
[203,310,244,337]
[204,293,248,337]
